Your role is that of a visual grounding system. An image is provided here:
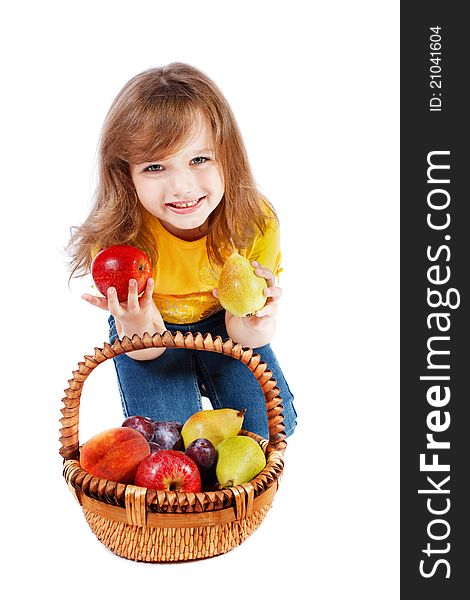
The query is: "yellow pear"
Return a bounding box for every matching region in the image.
[181,408,246,449]
[216,436,267,487]
[218,253,266,317]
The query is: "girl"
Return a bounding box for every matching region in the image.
[68,63,297,440]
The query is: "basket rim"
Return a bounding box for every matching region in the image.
[59,330,287,462]
[64,431,284,514]
[79,475,279,528]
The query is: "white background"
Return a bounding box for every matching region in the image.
[2,1,399,598]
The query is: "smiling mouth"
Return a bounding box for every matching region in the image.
[165,196,205,210]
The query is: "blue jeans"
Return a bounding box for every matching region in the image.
[108,310,297,439]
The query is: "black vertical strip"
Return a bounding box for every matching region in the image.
[401,3,469,597]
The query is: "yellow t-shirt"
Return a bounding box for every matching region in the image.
[149,209,282,324]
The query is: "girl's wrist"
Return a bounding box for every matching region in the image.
[226,314,276,347]
[115,314,168,362]
[116,317,165,339]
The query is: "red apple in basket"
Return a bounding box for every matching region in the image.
[91,245,152,302]
[135,450,201,492]
[80,427,150,484]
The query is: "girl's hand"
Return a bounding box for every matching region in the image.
[212,261,282,330]
[82,278,162,336]
[245,261,281,328]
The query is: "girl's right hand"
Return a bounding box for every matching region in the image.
[82,277,164,337]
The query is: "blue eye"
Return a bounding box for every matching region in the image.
[191,156,210,165]
[144,164,163,172]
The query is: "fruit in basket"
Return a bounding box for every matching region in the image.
[122,415,155,442]
[218,252,266,317]
[80,427,150,484]
[164,420,183,432]
[135,450,201,492]
[152,421,183,450]
[185,438,217,471]
[181,408,246,448]
[91,244,152,302]
[200,464,219,490]
[216,436,266,487]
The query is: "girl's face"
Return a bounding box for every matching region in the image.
[129,116,224,241]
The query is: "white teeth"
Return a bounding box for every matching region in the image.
[169,198,203,209]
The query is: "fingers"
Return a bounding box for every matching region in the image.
[106,286,123,316]
[108,278,155,313]
[141,278,155,306]
[245,309,277,328]
[263,286,282,299]
[127,279,139,311]
[258,288,281,314]
[251,261,275,287]
[81,293,110,311]
[83,279,157,326]
[248,261,282,318]
[255,302,278,318]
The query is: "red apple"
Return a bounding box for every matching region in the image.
[91,245,152,302]
[134,450,201,492]
[80,427,150,484]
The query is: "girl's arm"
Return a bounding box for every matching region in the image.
[82,278,168,361]
[214,261,281,348]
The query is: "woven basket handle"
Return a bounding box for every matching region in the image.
[59,330,287,461]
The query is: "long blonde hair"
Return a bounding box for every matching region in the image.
[67,63,276,278]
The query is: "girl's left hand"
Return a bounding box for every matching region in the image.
[248,260,282,321]
[212,260,282,326]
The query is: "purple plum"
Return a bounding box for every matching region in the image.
[122,415,155,442]
[185,438,217,471]
[152,421,182,450]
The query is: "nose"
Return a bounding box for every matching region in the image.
[167,168,196,199]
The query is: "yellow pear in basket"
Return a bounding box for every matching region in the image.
[182,408,246,449]
[218,253,266,317]
[216,436,267,488]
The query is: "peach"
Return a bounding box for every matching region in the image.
[80,427,150,484]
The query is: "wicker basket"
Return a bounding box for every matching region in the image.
[60,330,286,562]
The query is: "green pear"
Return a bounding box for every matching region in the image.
[218,253,266,317]
[181,408,246,449]
[216,436,267,488]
